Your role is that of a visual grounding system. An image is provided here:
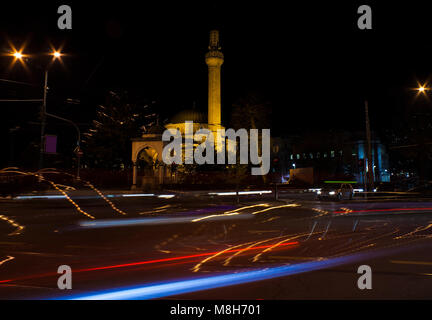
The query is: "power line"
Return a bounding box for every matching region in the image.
[0,99,43,102]
[0,78,38,87]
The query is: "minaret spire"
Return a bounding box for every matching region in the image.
[209,29,221,50]
[205,30,224,138]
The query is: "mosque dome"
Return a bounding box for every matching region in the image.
[170,109,207,124]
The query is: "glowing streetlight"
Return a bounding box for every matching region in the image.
[13,51,23,59]
[416,83,430,94]
[52,51,62,58]
[8,46,71,173]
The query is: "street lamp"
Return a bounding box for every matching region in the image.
[415,83,430,94]
[38,50,64,174]
[6,48,82,178]
[52,51,62,59]
[13,51,23,60]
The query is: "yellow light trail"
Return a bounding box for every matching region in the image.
[251,235,304,262]
[192,240,260,272]
[250,203,300,215]
[84,181,127,216]
[0,214,24,236]
[223,235,290,266]
[0,256,14,267]
[0,169,95,219]
[394,222,432,240]
[191,203,271,222]
[44,170,127,216]
[32,172,96,219]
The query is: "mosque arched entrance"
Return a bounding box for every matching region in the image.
[131,133,175,189]
[137,146,159,189]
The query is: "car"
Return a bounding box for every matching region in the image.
[316,183,353,201]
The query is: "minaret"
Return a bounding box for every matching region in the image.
[205,30,224,137]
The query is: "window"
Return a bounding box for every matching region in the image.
[331,150,335,158]
[290,154,293,160]
[296,154,300,159]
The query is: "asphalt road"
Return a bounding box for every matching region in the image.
[1,190,432,299]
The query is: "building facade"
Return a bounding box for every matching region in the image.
[270,131,390,185]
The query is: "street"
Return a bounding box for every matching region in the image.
[1,189,432,299]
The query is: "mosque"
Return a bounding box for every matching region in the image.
[130,29,389,189]
[130,30,225,188]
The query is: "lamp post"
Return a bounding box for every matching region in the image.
[6,49,82,178]
[415,84,430,185]
[39,69,48,171]
[44,111,82,178]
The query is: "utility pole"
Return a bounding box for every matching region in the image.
[45,111,82,178]
[39,70,48,170]
[2,51,79,175]
[365,100,374,191]
[36,70,81,178]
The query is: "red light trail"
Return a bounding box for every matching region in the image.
[76,241,299,272]
[0,241,299,284]
[333,207,432,214]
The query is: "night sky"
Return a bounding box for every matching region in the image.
[1,1,432,141]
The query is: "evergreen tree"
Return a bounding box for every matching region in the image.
[82,90,158,169]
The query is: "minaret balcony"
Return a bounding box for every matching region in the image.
[205,51,224,67]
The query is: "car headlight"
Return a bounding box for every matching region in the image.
[329,191,336,195]
[317,190,321,195]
